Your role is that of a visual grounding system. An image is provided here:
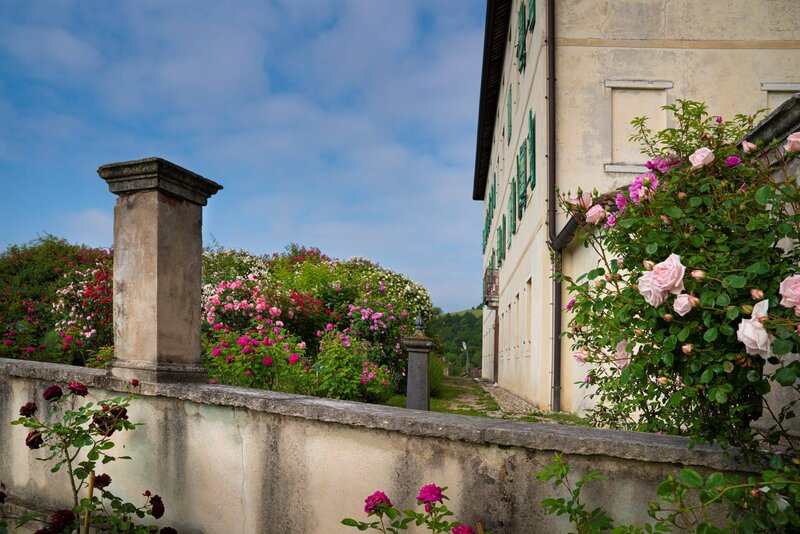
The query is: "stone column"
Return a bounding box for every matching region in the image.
[98,157,222,383]
[403,317,434,411]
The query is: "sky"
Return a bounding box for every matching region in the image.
[0,0,486,312]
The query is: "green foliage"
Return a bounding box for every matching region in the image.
[429,310,482,375]
[536,454,616,534]
[315,331,393,402]
[428,355,445,398]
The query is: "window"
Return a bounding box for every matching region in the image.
[761,83,800,111]
[516,2,527,73]
[528,112,536,189]
[605,80,672,171]
[506,86,512,146]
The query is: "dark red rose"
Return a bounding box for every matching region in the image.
[67,382,88,396]
[91,406,128,436]
[131,379,140,387]
[33,528,54,534]
[150,494,165,519]
[25,430,44,449]
[48,509,76,529]
[160,528,177,534]
[42,384,63,402]
[94,473,112,489]
[19,401,37,417]
[143,490,152,497]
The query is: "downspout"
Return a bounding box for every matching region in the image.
[546,0,562,412]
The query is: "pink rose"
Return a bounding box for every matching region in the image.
[737,300,772,356]
[784,132,800,152]
[689,147,714,171]
[779,275,800,308]
[673,293,693,316]
[637,271,668,307]
[585,204,606,225]
[651,254,686,295]
[573,349,588,365]
[615,340,631,370]
[741,140,757,154]
[567,191,592,209]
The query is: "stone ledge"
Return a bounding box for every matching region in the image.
[0,358,742,471]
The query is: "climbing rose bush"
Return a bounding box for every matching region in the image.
[562,100,800,452]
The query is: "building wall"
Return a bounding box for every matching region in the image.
[480,0,800,412]
[1,359,745,533]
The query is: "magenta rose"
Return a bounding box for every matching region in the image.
[779,275,800,310]
[452,527,475,534]
[689,147,714,170]
[651,254,686,295]
[637,271,668,307]
[364,490,393,514]
[417,483,444,506]
[784,132,800,152]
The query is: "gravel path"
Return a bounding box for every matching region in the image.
[475,378,540,417]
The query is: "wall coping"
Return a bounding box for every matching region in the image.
[0,358,744,471]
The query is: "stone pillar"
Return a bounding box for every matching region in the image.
[98,157,222,383]
[403,317,434,411]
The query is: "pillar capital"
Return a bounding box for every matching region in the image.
[98,157,222,206]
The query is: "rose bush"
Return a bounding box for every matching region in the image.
[562,100,800,452]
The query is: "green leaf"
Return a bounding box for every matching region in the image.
[341,519,360,527]
[700,368,714,383]
[677,327,690,342]
[656,481,676,503]
[645,243,659,255]
[755,184,772,205]
[775,367,797,387]
[715,293,730,306]
[726,306,740,320]
[664,206,683,218]
[773,338,794,356]
[723,275,747,289]
[703,328,718,342]
[714,389,728,403]
[679,468,704,489]
[723,361,734,373]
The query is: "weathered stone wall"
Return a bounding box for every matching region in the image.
[1,359,746,534]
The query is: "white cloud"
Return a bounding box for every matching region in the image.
[64,209,113,248]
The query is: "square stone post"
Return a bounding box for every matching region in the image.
[403,317,434,411]
[98,157,222,383]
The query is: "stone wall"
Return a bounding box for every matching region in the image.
[1,358,745,534]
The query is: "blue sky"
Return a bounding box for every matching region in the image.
[0,0,485,312]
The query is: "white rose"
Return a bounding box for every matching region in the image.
[638,271,668,307]
[736,299,772,357]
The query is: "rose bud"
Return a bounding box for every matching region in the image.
[741,304,753,314]
[682,344,693,354]
[689,296,700,308]
[742,140,757,154]
[691,270,706,281]
[634,329,644,336]
[749,488,763,498]
[677,192,686,199]
[605,273,613,282]
[656,377,669,385]
[661,215,671,224]
[663,313,673,322]
[643,260,655,271]
[750,288,764,300]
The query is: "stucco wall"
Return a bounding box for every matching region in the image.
[1,359,745,533]
[480,0,800,413]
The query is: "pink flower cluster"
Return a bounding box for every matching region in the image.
[629,173,659,204]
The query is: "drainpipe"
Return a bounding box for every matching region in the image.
[546,0,564,412]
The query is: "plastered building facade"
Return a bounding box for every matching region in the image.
[473,0,800,413]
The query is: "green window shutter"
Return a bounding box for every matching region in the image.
[506,86,512,145]
[516,2,527,73]
[528,112,536,190]
[529,0,536,31]
[508,183,516,244]
[517,141,527,217]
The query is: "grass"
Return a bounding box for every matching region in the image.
[385,376,587,426]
